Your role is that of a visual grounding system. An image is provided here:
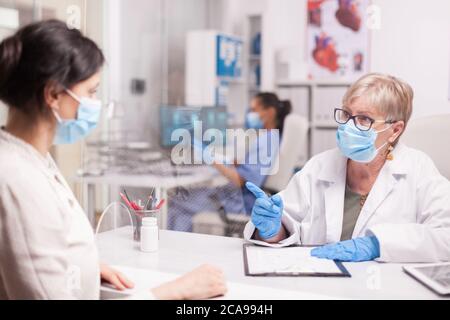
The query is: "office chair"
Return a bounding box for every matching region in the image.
[264,114,309,193]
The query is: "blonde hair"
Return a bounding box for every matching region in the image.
[343,73,414,126]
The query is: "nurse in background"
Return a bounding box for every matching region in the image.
[168,93,292,232]
[0,20,226,300]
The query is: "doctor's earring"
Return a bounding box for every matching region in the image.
[386,145,395,161]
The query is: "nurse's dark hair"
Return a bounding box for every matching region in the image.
[255,92,292,135]
[0,19,104,116]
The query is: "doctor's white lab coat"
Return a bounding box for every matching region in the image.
[244,144,450,263]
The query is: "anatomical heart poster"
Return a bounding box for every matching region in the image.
[307,0,370,80]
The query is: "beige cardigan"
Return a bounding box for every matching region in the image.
[0,129,100,299]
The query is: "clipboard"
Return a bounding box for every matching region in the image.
[243,244,351,278]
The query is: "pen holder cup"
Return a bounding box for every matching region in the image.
[133,209,161,242]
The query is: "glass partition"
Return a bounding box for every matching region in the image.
[0,0,253,238]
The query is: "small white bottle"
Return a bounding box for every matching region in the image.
[140,217,159,253]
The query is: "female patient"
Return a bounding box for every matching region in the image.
[0,20,226,300]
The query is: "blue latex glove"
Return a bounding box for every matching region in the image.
[311,236,381,262]
[246,182,283,240]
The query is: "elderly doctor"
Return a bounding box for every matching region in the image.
[245,73,450,263]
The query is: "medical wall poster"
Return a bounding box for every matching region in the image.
[307,0,370,80]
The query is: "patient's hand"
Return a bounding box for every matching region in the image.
[100,264,135,291]
[152,265,227,300]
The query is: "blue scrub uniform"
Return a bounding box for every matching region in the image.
[168,130,279,232]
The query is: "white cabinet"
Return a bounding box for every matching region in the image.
[185,30,243,106]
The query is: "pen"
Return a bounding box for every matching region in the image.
[145,195,153,210]
[120,193,134,210]
[145,188,156,210]
[123,189,132,203]
[124,189,143,210]
[121,192,142,211]
[151,197,158,208]
[150,188,156,199]
[156,199,166,210]
[131,201,142,211]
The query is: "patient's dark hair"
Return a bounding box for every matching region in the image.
[255,92,292,135]
[0,19,104,117]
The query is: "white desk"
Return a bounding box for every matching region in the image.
[75,166,228,229]
[96,228,449,300]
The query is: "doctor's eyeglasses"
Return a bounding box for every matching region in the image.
[334,108,397,132]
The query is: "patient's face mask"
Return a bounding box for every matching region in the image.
[52,89,102,145]
[337,121,393,163]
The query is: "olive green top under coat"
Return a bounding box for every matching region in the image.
[341,186,364,241]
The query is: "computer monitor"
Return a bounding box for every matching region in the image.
[160,106,228,148]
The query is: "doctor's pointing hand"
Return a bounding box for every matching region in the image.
[246,182,381,262]
[244,73,450,264]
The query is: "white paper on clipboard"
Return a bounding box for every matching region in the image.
[245,246,344,275]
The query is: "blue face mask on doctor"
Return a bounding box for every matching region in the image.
[52,89,102,145]
[337,121,394,163]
